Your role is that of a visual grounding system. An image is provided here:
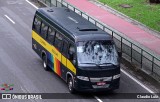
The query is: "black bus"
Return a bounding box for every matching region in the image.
[32,7,121,93]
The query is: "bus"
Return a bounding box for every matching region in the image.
[32,7,121,93]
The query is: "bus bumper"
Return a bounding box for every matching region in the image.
[73,78,120,92]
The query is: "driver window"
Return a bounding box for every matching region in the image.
[68,44,76,64]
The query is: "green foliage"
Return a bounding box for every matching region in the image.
[99,0,160,32]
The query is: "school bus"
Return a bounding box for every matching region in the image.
[32,7,121,93]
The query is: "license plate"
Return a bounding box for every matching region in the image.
[97,82,106,86]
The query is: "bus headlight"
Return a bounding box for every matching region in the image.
[113,74,120,80]
[77,76,89,81]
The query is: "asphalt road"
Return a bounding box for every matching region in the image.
[0,0,159,102]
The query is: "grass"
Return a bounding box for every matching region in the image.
[99,0,160,32]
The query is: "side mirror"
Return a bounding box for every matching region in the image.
[72,59,76,65]
[118,51,122,58]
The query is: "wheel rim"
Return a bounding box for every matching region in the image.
[43,60,47,68]
[68,79,72,91]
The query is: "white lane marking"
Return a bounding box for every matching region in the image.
[21,86,38,102]
[26,0,38,9]
[94,96,103,102]
[121,69,154,93]
[4,15,15,24]
[20,86,31,93]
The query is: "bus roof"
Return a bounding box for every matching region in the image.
[36,7,112,42]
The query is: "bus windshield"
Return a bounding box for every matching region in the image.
[77,40,119,66]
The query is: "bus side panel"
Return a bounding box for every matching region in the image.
[54,57,61,76]
[32,30,76,81]
[47,52,54,70]
[47,52,62,78]
[33,37,51,66]
[60,55,68,81]
[32,38,41,58]
[32,32,50,64]
[66,59,76,75]
[47,49,63,78]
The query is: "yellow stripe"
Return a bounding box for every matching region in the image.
[32,30,76,74]
[62,55,67,66]
[67,59,76,74]
[54,57,57,73]
[32,31,61,60]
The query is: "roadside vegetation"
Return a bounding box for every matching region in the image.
[99,0,160,32]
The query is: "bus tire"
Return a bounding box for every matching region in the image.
[67,77,76,94]
[42,56,49,71]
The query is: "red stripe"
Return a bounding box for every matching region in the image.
[56,58,58,73]
[55,58,61,76]
[57,60,61,76]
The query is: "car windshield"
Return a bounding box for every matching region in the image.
[77,40,119,66]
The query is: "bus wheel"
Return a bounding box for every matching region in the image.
[42,56,49,71]
[68,77,76,94]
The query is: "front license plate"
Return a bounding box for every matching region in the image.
[97,82,106,86]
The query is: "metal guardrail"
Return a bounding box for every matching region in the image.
[38,0,160,78]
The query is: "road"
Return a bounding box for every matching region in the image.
[0,0,159,102]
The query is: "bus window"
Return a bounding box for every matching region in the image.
[55,32,63,51]
[40,22,48,39]
[47,27,56,45]
[62,39,69,57]
[33,16,41,33]
[69,44,76,65]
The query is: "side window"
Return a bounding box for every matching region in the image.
[33,16,41,33]
[47,27,56,44]
[40,22,48,39]
[62,39,69,56]
[54,32,63,51]
[68,44,76,62]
